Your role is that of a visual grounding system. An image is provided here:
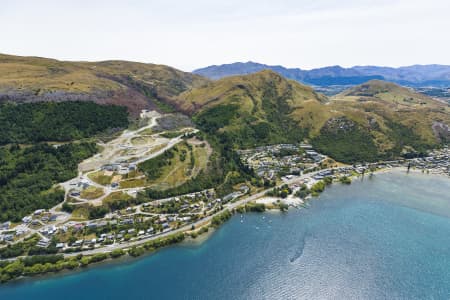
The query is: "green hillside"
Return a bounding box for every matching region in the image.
[329,80,450,158]
[175,72,449,162]
[0,101,128,144]
[0,143,97,222]
[0,101,131,222]
[174,71,327,148]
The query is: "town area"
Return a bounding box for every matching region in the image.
[1,110,449,260]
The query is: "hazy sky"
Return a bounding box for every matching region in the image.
[1,0,449,71]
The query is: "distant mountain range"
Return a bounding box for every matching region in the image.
[193,62,450,87]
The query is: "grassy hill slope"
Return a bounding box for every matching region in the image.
[174,70,327,147]
[176,73,449,162]
[0,54,209,115]
[334,80,445,108]
[332,81,450,143]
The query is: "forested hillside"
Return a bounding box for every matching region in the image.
[0,143,97,222]
[0,101,131,222]
[0,101,129,144]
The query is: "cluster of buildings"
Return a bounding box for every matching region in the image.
[0,235,14,243]
[223,185,250,202]
[409,147,450,176]
[0,209,67,245]
[67,226,157,250]
[25,189,219,251]
[237,144,326,179]
[0,227,30,243]
[0,222,29,243]
[143,189,219,217]
[151,189,215,207]
[69,179,91,197]
[102,162,137,175]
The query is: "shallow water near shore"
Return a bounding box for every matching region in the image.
[1,170,450,299]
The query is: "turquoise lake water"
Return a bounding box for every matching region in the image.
[1,170,450,299]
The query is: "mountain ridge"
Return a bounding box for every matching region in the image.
[194,61,450,86]
[0,53,209,115]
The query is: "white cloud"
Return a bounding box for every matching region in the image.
[0,0,448,71]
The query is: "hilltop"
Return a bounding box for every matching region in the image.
[176,72,449,161]
[326,80,450,160]
[172,70,327,147]
[194,62,450,87]
[0,54,208,115]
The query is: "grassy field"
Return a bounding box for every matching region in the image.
[159,131,184,138]
[119,178,147,189]
[80,186,105,199]
[87,171,113,185]
[102,192,133,206]
[122,170,143,179]
[139,140,210,191]
[192,143,210,174]
[148,143,194,190]
[71,206,89,221]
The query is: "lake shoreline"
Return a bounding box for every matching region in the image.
[1,166,448,286]
[2,169,450,299]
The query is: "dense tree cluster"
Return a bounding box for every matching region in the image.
[266,184,293,198]
[0,101,130,222]
[138,148,176,179]
[0,142,97,222]
[243,203,266,212]
[0,101,128,144]
[194,96,305,149]
[312,124,379,163]
[312,116,432,163]
[211,210,232,227]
